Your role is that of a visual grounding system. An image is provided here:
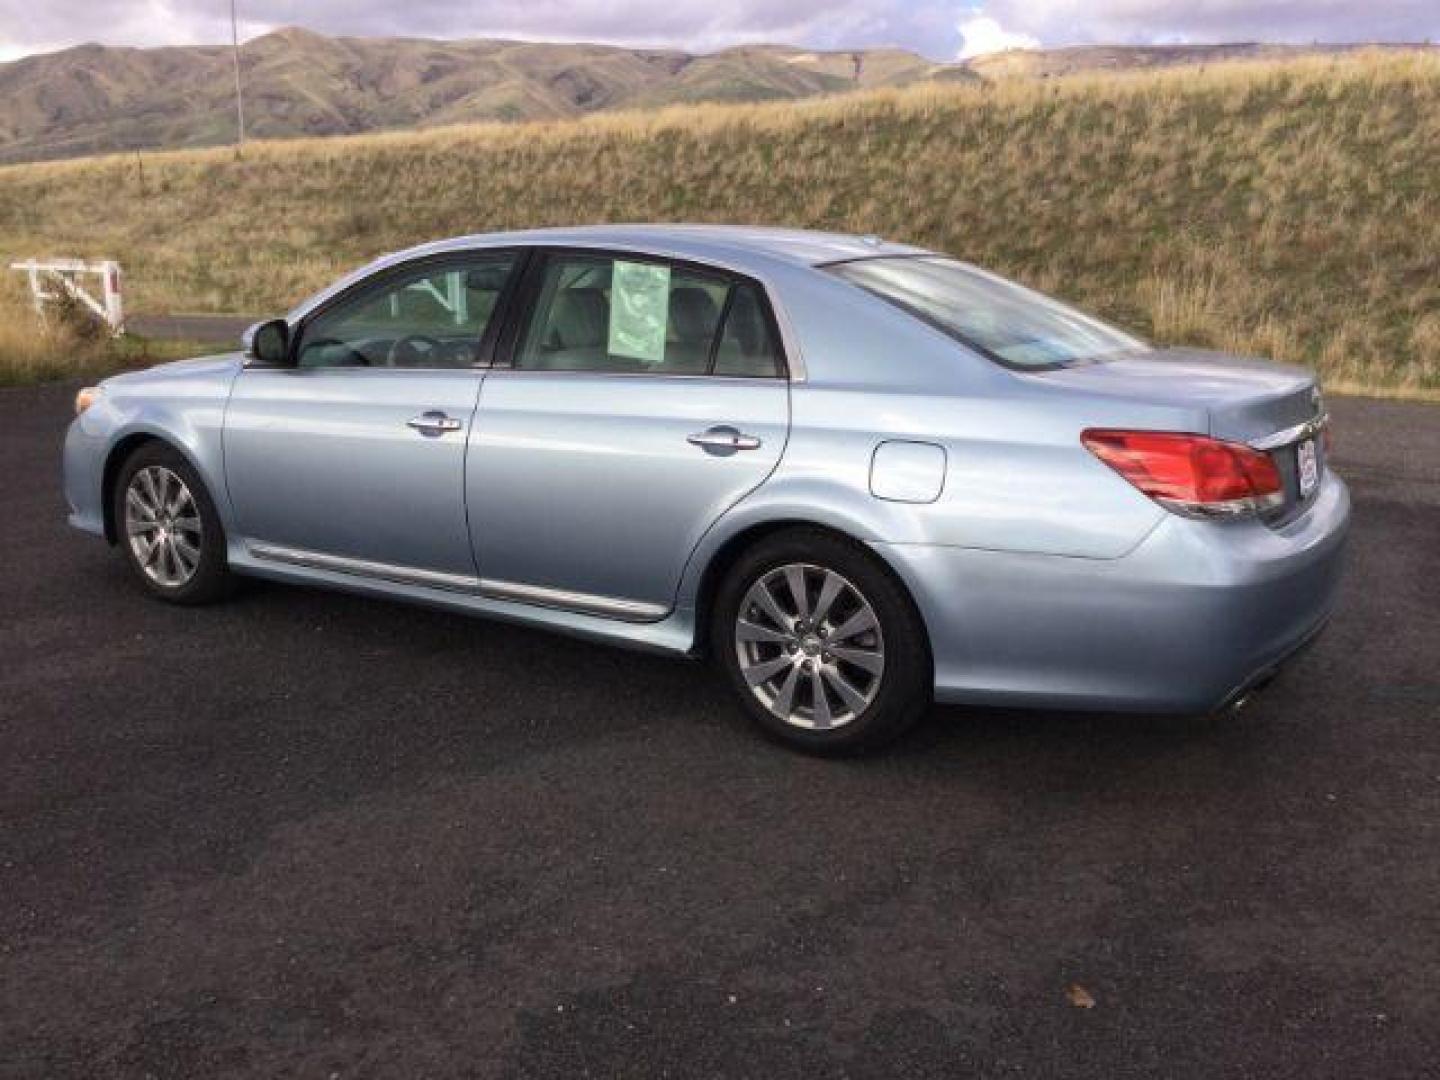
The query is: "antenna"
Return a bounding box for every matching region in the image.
[229,0,246,155]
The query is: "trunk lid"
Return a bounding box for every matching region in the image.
[1025,347,1328,521]
[1026,347,1320,442]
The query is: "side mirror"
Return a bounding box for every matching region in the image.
[243,319,292,366]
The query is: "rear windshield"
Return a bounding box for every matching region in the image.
[826,256,1147,370]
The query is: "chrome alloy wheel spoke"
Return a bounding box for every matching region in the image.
[812,570,845,625]
[124,466,203,589]
[734,563,886,731]
[736,618,791,645]
[751,578,792,632]
[138,532,165,566]
[172,532,201,572]
[126,486,158,521]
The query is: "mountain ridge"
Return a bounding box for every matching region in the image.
[0,28,964,165]
[2,30,1434,165]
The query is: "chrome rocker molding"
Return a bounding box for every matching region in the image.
[247,542,480,592]
[479,579,668,622]
[246,542,668,622]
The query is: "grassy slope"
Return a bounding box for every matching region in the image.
[1,52,1436,391]
[965,42,1435,80]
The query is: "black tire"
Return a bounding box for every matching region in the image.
[711,527,932,755]
[112,441,234,605]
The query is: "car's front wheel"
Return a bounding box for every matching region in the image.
[113,442,233,605]
[712,528,931,754]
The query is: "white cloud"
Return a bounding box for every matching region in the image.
[978,0,1439,48]
[955,15,1040,59]
[0,0,1436,63]
[0,39,67,61]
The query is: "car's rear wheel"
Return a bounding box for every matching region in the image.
[113,443,233,605]
[712,528,931,754]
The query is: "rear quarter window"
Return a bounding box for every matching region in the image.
[826,256,1146,371]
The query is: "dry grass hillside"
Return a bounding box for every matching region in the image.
[1,51,1436,392]
[966,42,1435,80]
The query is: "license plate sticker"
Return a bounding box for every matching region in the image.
[1297,438,1319,498]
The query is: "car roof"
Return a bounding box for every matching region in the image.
[394,224,931,271]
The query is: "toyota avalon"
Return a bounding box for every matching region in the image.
[63,225,1348,752]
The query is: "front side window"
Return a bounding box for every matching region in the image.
[296,255,516,369]
[826,256,1146,370]
[515,255,783,377]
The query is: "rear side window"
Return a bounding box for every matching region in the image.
[515,254,783,377]
[714,285,783,378]
[826,256,1146,370]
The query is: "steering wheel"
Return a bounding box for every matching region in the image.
[386,334,442,368]
[435,339,477,366]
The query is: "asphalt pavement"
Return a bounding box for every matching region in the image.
[2,382,1437,1078]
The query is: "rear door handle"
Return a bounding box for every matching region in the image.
[687,426,762,453]
[407,410,463,436]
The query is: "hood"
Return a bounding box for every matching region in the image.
[103,351,245,389]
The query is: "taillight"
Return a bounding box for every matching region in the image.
[1081,429,1284,519]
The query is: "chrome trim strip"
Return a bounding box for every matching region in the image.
[481,369,781,385]
[1249,413,1329,451]
[245,543,668,621]
[247,543,483,593]
[479,578,669,622]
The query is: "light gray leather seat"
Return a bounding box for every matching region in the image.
[533,287,612,370]
[664,287,721,374]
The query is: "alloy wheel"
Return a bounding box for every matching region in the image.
[734,563,885,731]
[124,465,203,588]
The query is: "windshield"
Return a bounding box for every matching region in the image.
[826,256,1147,369]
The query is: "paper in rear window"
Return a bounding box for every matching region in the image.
[608,260,671,363]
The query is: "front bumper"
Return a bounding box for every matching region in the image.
[63,417,107,538]
[874,471,1350,714]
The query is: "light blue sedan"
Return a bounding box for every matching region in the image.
[63,225,1348,752]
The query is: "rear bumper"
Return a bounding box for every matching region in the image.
[873,470,1350,714]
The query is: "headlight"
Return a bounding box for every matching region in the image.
[75,386,102,416]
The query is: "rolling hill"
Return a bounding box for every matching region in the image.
[1,50,1436,393]
[0,28,969,165]
[4,30,1432,166]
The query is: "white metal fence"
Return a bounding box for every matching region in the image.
[9,258,126,336]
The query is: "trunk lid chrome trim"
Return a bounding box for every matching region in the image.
[1249,412,1329,451]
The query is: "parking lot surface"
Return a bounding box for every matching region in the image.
[2,383,1437,1077]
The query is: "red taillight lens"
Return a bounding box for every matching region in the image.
[1081,429,1284,517]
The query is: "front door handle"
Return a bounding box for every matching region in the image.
[687,426,762,454]
[407,411,463,437]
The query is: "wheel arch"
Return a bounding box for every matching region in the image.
[688,517,933,668]
[100,431,205,544]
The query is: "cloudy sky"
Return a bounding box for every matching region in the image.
[1,0,1436,63]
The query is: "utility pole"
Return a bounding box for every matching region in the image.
[230,0,246,156]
